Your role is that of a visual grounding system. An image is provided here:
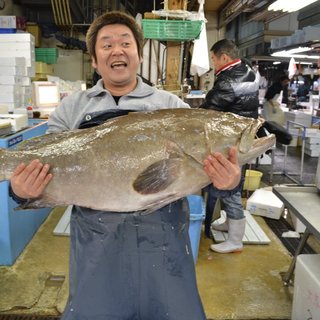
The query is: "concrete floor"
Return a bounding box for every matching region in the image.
[0,145,319,319]
[0,207,294,320]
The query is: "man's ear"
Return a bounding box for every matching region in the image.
[91,57,97,69]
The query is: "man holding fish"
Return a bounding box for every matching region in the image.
[6,11,262,320]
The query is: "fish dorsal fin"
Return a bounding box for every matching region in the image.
[133,141,184,195]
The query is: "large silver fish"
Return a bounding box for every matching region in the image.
[0,108,275,212]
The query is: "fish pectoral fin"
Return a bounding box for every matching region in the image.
[133,158,181,195]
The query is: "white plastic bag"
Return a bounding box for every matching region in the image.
[190,0,210,77]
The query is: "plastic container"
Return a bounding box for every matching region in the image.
[142,19,203,41]
[243,169,263,191]
[187,195,205,263]
[35,48,59,64]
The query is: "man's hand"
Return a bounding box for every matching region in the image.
[203,146,241,190]
[10,159,53,199]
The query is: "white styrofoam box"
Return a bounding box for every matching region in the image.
[0,114,28,131]
[21,85,32,95]
[270,37,280,49]
[13,108,28,116]
[0,92,21,103]
[306,141,320,149]
[291,30,305,45]
[0,57,26,67]
[0,66,27,76]
[304,128,320,138]
[246,189,284,220]
[0,52,35,67]
[279,36,291,47]
[0,33,34,43]
[0,42,34,51]
[249,152,273,165]
[285,111,313,128]
[292,254,320,320]
[304,148,320,157]
[0,102,21,112]
[306,137,320,144]
[0,16,16,29]
[26,66,35,77]
[303,26,320,42]
[289,210,306,233]
[20,77,31,86]
[0,105,9,113]
[0,84,22,94]
[0,75,21,85]
[0,75,31,86]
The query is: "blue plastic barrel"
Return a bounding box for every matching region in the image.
[187,195,205,263]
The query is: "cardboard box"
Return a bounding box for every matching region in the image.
[0,16,16,29]
[26,24,41,47]
[246,189,284,220]
[292,254,320,320]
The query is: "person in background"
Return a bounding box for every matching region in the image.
[263,75,290,125]
[9,12,242,320]
[201,39,260,253]
[296,77,310,102]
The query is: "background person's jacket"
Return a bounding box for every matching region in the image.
[201,59,260,119]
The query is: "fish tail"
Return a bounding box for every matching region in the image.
[0,148,10,181]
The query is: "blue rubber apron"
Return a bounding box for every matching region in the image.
[61,110,206,320]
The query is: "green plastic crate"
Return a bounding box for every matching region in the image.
[35,48,59,64]
[142,19,203,41]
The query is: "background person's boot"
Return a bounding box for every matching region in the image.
[210,218,246,253]
[211,219,228,232]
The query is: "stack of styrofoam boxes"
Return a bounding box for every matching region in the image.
[0,33,35,113]
[292,254,320,320]
[303,25,320,42]
[304,128,320,157]
[284,111,313,147]
[291,29,305,45]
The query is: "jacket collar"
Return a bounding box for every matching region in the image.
[86,76,154,98]
[215,58,241,76]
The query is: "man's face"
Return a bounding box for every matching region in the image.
[92,24,142,90]
[210,52,229,72]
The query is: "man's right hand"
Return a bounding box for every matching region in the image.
[10,159,53,199]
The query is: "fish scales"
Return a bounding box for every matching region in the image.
[0,108,275,212]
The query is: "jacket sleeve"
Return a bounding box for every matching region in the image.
[201,79,235,111]
[9,184,29,204]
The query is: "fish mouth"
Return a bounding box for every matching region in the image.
[237,117,276,165]
[238,133,276,165]
[111,61,127,68]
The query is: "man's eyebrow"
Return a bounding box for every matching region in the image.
[99,33,132,41]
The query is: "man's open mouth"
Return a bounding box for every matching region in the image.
[111,62,127,68]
